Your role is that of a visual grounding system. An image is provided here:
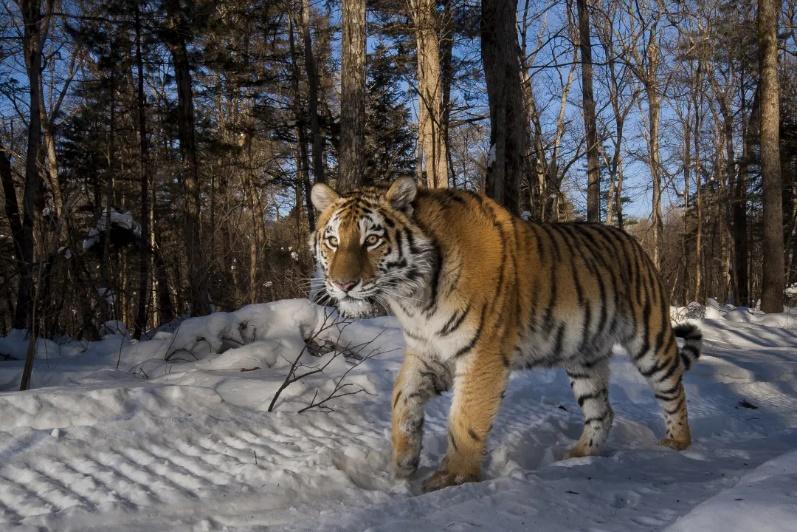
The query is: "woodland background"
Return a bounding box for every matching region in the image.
[0,0,795,345]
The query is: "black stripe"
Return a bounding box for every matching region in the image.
[423,245,443,315]
[577,389,606,407]
[404,328,423,340]
[468,428,481,441]
[439,304,471,336]
[655,355,681,382]
[444,265,463,296]
[567,370,592,380]
[581,354,608,368]
[393,390,403,409]
[449,430,459,451]
[531,224,546,260]
[584,411,610,425]
[682,344,699,358]
[680,353,692,371]
[453,303,488,358]
[552,322,567,358]
[664,395,686,415]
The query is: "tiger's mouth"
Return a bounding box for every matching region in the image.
[335,295,378,319]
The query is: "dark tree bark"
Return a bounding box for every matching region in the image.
[0,145,24,283]
[17,0,52,389]
[16,0,50,332]
[298,0,325,185]
[758,0,785,312]
[577,0,600,223]
[481,0,529,216]
[134,3,150,339]
[164,0,210,316]
[338,0,366,191]
[289,16,315,231]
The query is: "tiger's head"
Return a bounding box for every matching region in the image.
[310,177,434,318]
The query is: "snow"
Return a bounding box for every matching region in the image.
[0,299,796,530]
[82,209,142,251]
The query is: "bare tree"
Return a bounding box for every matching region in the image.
[297,0,325,185]
[163,0,210,316]
[134,2,151,339]
[576,0,601,222]
[339,0,367,191]
[481,0,529,215]
[410,0,449,188]
[14,0,52,330]
[625,0,664,268]
[758,0,785,312]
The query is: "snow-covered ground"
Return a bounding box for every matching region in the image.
[1,299,796,531]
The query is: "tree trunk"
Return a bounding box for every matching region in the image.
[165,0,210,316]
[134,3,150,339]
[410,0,448,188]
[693,91,704,303]
[0,145,25,312]
[16,0,49,331]
[299,0,325,185]
[681,110,691,305]
[758,0,785,312]
[40,121,63,221]
[289,16,316,232]
[440,0,454,187]
[338,0,366,191]
[481,0,528,216]
[646,37,663,269]
[577,0,600,222]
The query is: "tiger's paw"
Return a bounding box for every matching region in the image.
[392,454,420,479]
[659,437,690,451]
[564,440,601,459]
[421,467,479,492]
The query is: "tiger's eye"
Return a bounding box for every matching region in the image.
[365,234,380,246]
[327,236,338,248]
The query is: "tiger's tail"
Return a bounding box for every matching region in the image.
[673,323,702,371]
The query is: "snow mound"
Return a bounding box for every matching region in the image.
[0,299,796,529]
[667,450,797,532]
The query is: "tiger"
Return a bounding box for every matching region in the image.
[310,177,702,492]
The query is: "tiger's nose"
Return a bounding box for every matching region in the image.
[333,279,359,293]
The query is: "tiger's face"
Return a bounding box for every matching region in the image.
[310,178,433,318]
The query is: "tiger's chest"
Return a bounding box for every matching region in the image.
[389,300,474,361]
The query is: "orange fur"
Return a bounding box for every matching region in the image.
[311,179,701,491]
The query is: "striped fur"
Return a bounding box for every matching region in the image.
[310,178,701,492]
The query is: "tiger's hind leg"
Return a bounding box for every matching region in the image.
[564,357,614,458]
[627,332,691,450]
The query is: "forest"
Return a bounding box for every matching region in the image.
[1,0,795,343]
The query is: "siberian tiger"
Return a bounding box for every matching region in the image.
[310,177,702,492]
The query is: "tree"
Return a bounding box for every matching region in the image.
[481,0,529,216]
[577,0,600,223]
[162,0,211,316]
[296,0,325,185]
[133,1,152,339]
[339,0,367,191]
[15,0,51,331]
[410,0,449,188]
[758,0,784,312]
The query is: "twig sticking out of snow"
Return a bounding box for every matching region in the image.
[267,309,351,412]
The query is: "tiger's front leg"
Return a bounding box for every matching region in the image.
[422,352,509,492]
[391,353,452,478]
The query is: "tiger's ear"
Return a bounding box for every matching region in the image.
[311,183,340,211]
[384,177,417,211]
